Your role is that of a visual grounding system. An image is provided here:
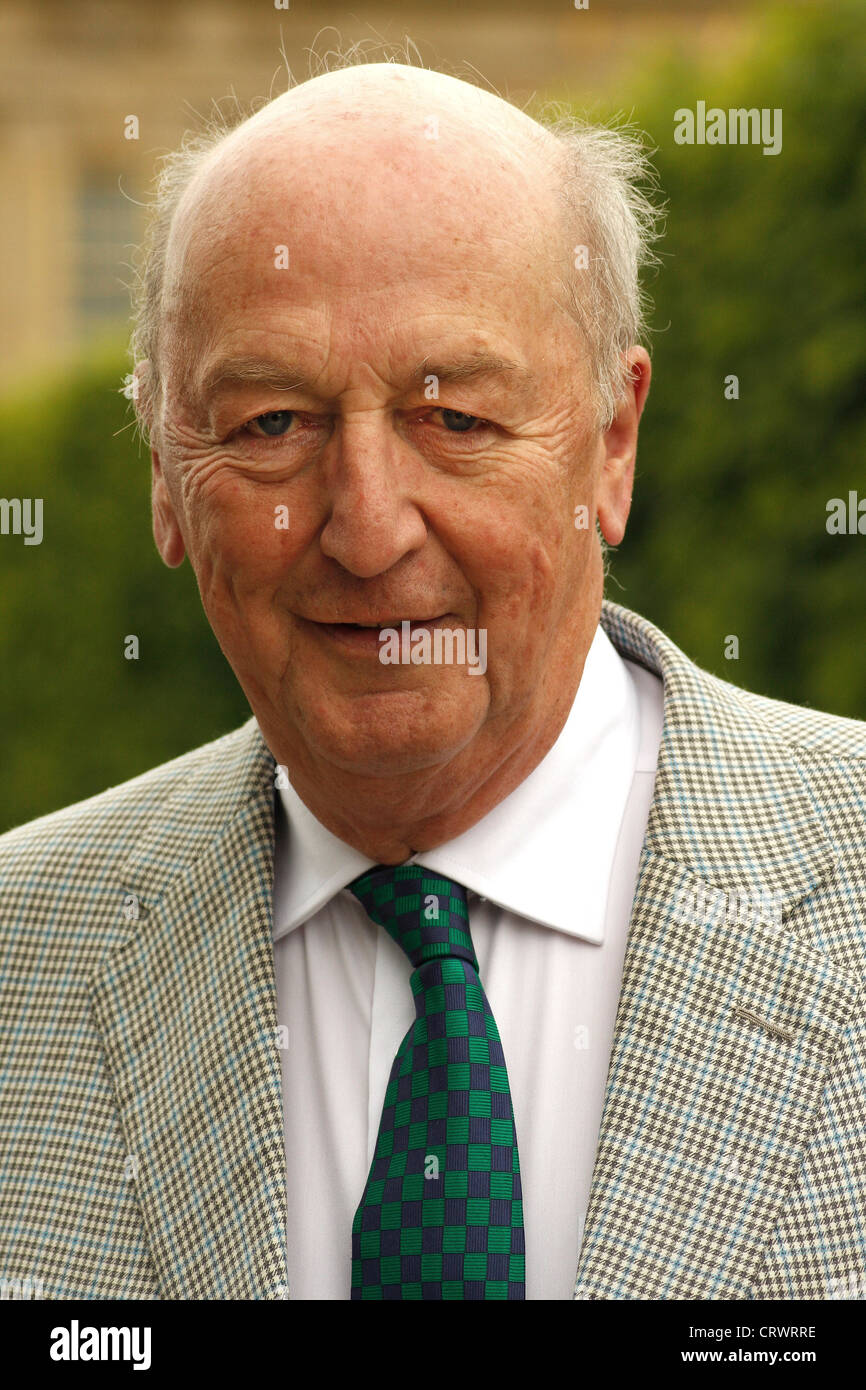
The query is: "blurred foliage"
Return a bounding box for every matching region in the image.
[0,343,250,831]
[0,0,864,833]
[602,0,866,717]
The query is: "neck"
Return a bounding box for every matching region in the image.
[274,645,596,864]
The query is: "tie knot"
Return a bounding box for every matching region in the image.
[348,864,478,972]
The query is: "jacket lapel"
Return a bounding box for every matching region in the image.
[574,604,862,1298]
[89,721,289,1299]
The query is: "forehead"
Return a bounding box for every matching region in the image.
[173,69,562,245]
[166,94,564,324]
[157,82,578,408]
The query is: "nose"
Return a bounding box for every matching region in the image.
[318,417,428,579]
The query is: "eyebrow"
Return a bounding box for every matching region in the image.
[410,354,534,392]
[196,351,535,406]
[197,356,313,403]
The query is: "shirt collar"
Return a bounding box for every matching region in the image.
[271,623,641,946]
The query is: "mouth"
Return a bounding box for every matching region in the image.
[304,616,449,653]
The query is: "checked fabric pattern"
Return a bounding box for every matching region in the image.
[348,864,525,1300]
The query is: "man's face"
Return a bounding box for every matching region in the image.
[149,78,640,788]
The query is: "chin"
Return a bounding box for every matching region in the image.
[293,686,486,777]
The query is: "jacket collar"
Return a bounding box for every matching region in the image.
[600,599,837,902]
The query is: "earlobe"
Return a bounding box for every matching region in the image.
[151,450,186,568]
[596,469,633,549]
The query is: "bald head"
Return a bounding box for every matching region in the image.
[157,65,568,394]
[232,61,558,151]
[173,62,561,226]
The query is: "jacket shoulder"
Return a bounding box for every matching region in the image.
[602,599,866,761]
[0,718,265,883]
[722,680,866,759]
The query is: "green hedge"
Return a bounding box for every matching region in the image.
[603,0,866,715]
[0,346,249,831]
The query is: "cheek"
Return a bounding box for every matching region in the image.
[445,469,576,621]
[169,452,305,588]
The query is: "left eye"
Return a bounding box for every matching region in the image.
[438,409,483,433]
[251,411,295,436]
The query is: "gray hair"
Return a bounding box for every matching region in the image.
[127,41,664,434]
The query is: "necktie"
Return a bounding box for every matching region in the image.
[348,863,525,1299]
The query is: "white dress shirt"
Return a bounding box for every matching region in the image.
[269,623,664,1299]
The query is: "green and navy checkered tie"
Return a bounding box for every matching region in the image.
[348,863,525,1299]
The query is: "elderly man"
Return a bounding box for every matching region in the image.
[1,59,864,1304]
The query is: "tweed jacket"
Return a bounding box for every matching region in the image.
[1,600,864,1300]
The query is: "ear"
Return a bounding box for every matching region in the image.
[596,346,651,547]
[151,449,186,568]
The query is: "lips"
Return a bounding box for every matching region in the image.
[306,616,447,653]
[308,615,446,630]
[334,619,440,629]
